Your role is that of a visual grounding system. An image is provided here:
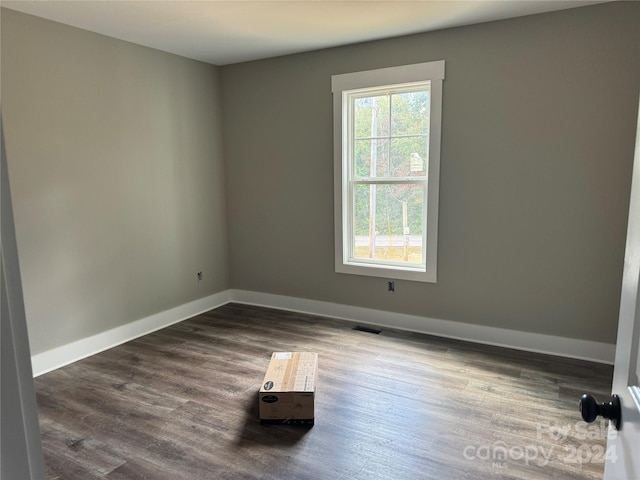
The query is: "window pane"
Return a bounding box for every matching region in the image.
[354,139,389,178]
[354,95,390,138]
[390,137,428,177]
[352,184,424,265]
[391,89,430,136]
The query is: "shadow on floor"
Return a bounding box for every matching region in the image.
[235,392,312,447]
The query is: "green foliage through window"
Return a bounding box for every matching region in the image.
[352,88,430,243]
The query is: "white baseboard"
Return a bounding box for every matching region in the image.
[31,291,231,377]
[230,289,616,364]
[31,288,616,376]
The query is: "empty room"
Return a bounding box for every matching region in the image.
[2,1,640,479]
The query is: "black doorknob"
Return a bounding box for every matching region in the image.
[579,393,621,430]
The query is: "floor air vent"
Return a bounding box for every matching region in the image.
[353,325,382,334]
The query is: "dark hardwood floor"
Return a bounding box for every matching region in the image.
[35,303,614,479]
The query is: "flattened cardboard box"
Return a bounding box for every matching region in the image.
[259,352,317,425]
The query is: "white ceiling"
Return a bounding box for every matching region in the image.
[2,0,613,66]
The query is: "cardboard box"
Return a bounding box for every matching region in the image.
[259,352,318,425]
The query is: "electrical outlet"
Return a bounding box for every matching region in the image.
[388,281,395,292]
[197,272,203,282]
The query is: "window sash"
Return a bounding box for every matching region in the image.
[346,181,427,270]
[344,85,429,270]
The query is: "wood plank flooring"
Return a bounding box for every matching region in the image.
[35,303,614,479]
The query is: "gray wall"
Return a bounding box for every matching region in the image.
[221,2,640,344]
[1,9,229,355]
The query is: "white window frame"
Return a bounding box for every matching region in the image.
[332,60,444,283]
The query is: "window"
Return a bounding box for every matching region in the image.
[332,61,444,282]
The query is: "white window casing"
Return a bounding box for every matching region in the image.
[332,61,444,283]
